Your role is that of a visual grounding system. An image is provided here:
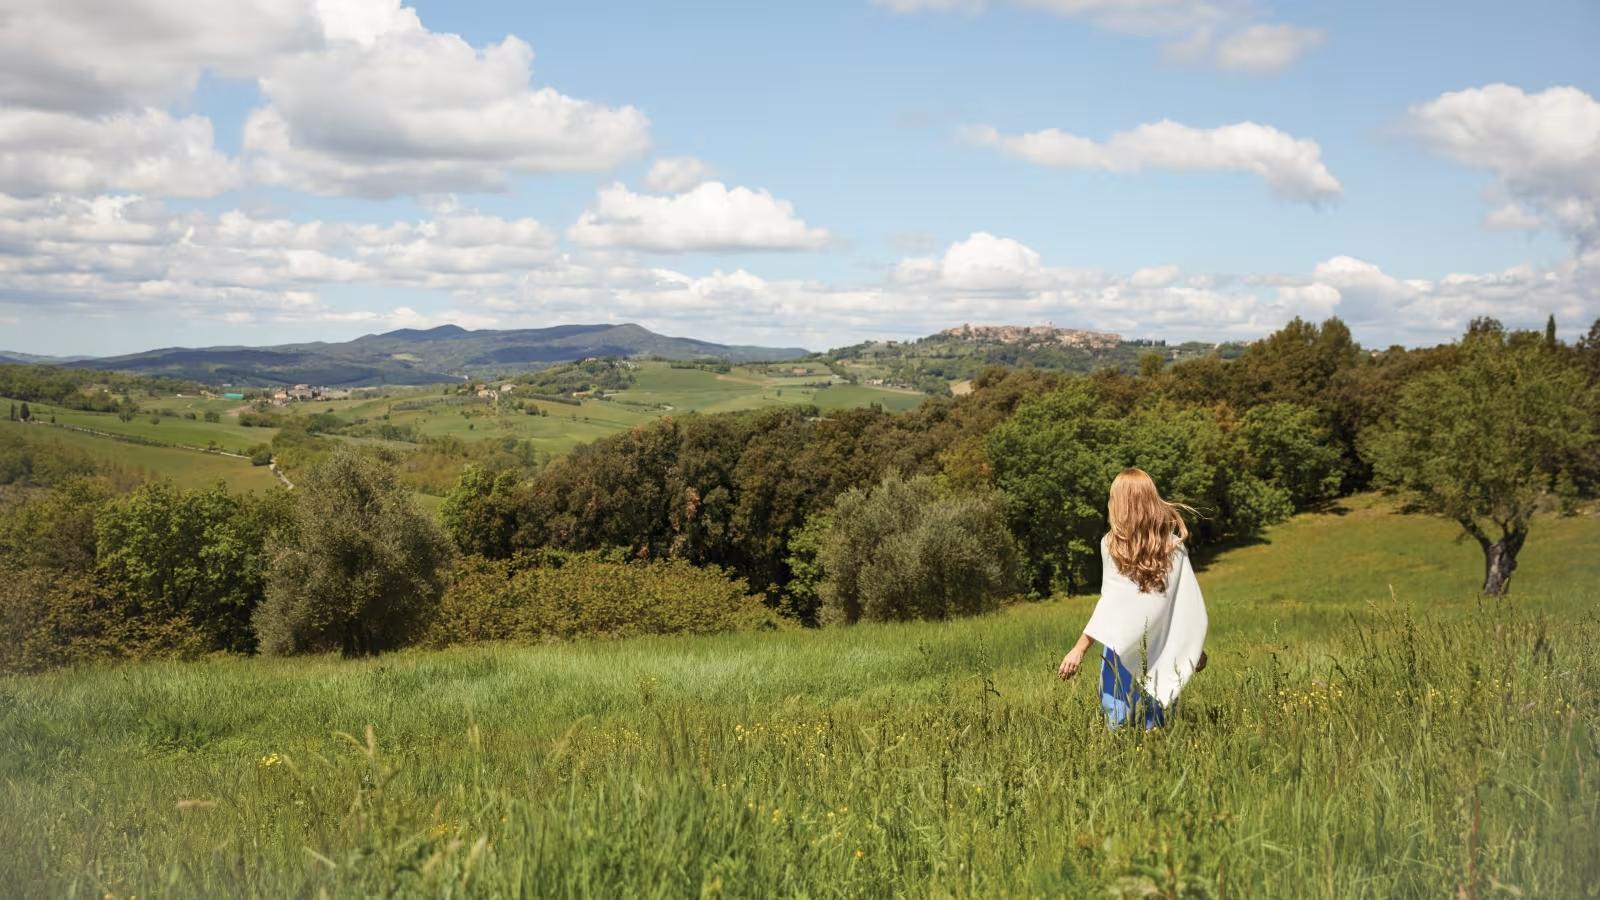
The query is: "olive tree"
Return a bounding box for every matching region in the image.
[1363,329,1596,596]
[817,473,1020,625]
[254,449,452,655]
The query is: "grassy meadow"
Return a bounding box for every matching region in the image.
[2,497,1596,898]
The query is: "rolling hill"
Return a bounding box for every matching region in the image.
[36,324,811,387]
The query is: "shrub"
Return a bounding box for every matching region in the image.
[253,450,453,656]
[0,432,92,485]
[248,445,273,466]
[424,553,771,647]
[0,568,209,674]
[817,473,1020,625]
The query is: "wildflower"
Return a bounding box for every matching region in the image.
[855,848,865,859]
[258,752,283,769]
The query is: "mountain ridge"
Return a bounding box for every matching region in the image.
[21,323,811,387]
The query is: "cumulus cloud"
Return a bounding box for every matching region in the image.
[962,120,1341,202]
[244,3,651,197]
[875,0,1321,73]
[643,157,716,193]
[0,0,319,114]
[1408,84,1600,248]
[0,0,651,199]
[567,181,831,252]
[0,108,239,197]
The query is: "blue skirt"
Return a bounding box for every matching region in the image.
[1100,647,1168,730]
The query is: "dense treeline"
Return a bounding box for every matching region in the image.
[1,316,1595,671]
[439,320,1399,603]
[0,363,202,411]
[830,334,1247,391]
[443,316,1598,612]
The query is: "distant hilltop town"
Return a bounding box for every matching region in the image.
[939,324,1123,350]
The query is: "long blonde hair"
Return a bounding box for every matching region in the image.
[1107,468,1193,593]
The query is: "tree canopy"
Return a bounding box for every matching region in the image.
[1364,329,1598,595]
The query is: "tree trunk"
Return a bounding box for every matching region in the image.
[1481,528,1527,597]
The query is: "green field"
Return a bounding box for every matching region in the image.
[4,396,278,455]
[0,419,282,494]
[2,498,1595,897]
[270,362,926,456]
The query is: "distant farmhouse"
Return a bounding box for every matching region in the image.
[270,384,353,406]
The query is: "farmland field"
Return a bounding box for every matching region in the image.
[2,497,1595,897]
[3,395,275,451]
[0,418,282,493]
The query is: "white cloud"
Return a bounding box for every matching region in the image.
[878,0,1223,35]
[0,193,560,326]
[567,181,831,252]
[1211,24,1325,73]
[0,108,239,198]
[3,198,1594,351]
[875,0,1321,73]
[0,0,319,114]
[896,231,1045,290]
[643,157,716,193]
[245,7,651,197]
[1484,203,1542,231]
[0,0,652,198]
[1130,264,1181,288]
[1408,84,1600,248]
[962,119,1341,202]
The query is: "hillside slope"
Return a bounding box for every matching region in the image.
[74,324,811,386]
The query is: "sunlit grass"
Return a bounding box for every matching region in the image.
[1,500,1596,897]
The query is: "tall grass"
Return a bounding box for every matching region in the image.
[1,500,1596,897]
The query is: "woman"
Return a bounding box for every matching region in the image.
[1057,468,1209,729]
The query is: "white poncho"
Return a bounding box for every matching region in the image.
[1082,534,1209,708]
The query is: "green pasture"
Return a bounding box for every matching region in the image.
[2,498,1595,897]
[4,397,278,454]
[0,419,281,494]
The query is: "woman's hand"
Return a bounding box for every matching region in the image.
[1058,645,1087,680]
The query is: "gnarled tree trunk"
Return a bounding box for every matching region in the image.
[1465,520,1527,597]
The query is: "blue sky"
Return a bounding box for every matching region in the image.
[1,0,1596,355]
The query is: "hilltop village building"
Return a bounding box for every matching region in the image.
[270,385,353,405]
[941,323,1123,350]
